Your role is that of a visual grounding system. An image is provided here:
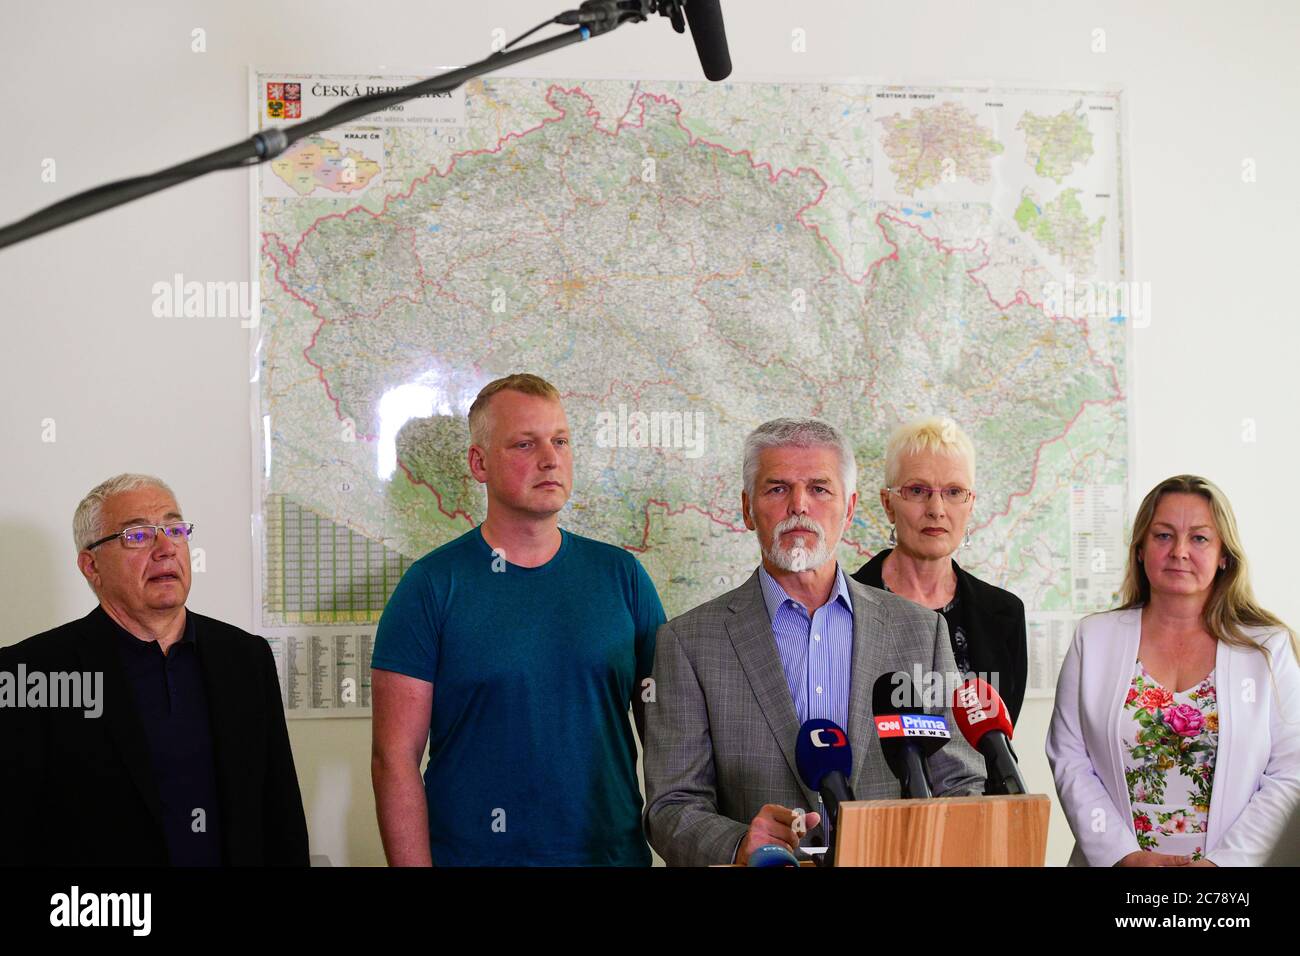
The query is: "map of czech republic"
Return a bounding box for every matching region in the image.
[254,76,1128,632]
[267,131,383,197]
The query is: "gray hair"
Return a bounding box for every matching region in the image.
[742,418,857,502]
[73,473,178,552]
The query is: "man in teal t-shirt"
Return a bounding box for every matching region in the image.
[371,374,665,866]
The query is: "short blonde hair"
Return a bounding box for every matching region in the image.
[467,373,562,448]
[883,417,976,487]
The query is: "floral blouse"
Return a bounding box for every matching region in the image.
[1119,660,1219,860]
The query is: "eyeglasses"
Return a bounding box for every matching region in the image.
[85,522,195,550]
[886,485,973,504]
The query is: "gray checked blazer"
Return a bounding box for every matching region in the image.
[643,567,986,866]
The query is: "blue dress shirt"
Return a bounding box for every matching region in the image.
[757,564,855,731]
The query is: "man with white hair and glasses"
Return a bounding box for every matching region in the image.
[0,473,308,866]
[643,418,983,866]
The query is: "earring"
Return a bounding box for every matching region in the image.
[888,526,897,546]
[962,528,972,549]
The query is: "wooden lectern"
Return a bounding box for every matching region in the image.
[832,793,1051,866]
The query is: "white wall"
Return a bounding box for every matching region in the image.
[2,0,1296,867]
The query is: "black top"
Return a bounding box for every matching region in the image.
[877,582,974,677]
[0,605,309,866]
[110,612,223,865]
[851,548,1028,725]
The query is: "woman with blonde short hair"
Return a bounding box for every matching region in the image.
[852,416,1028,724]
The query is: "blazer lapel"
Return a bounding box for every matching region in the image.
[75,609,165,829]
[725,571,818,809]
[1104,610,1143,821]
[951,560,997,670]
[1204,638,1235,847]
[845,581,886,796]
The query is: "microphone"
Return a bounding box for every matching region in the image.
[951,678,1027,796]
[794,718,855,864]
[681,0,732,80]
[556,2,732,80]
[747,844,800,868]
[872,672,951,799]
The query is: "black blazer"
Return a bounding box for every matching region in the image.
[851,549,1028,725]
[0,607,309,866]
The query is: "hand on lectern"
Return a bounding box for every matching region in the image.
[735,804,821,866]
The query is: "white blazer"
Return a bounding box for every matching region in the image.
[1046,608,1300,866]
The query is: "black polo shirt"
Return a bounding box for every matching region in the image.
[110,611,224,866]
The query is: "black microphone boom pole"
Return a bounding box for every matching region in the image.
[0,1,731,251]
[0,28,583,250]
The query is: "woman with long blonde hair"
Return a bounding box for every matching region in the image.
[1047,475,1300,866]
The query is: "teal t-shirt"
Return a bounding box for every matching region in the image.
[372,525,665,866]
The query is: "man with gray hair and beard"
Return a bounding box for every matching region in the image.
[0,473,308,866]
[643,418,984,866]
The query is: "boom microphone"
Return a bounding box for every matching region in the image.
[556,1,732,80]
[951,677,1027,796]
[681,0,732,80]
[872,671,951,799]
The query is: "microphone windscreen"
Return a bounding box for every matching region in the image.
[951,677,1015,748]
[794,717,852,792]
[748,844,800,867]
[872,670,923,717]
[683,0,732,80]
[873,672,952,770]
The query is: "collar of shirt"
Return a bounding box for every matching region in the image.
[757,564,853,623]
[103,607,197,657]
